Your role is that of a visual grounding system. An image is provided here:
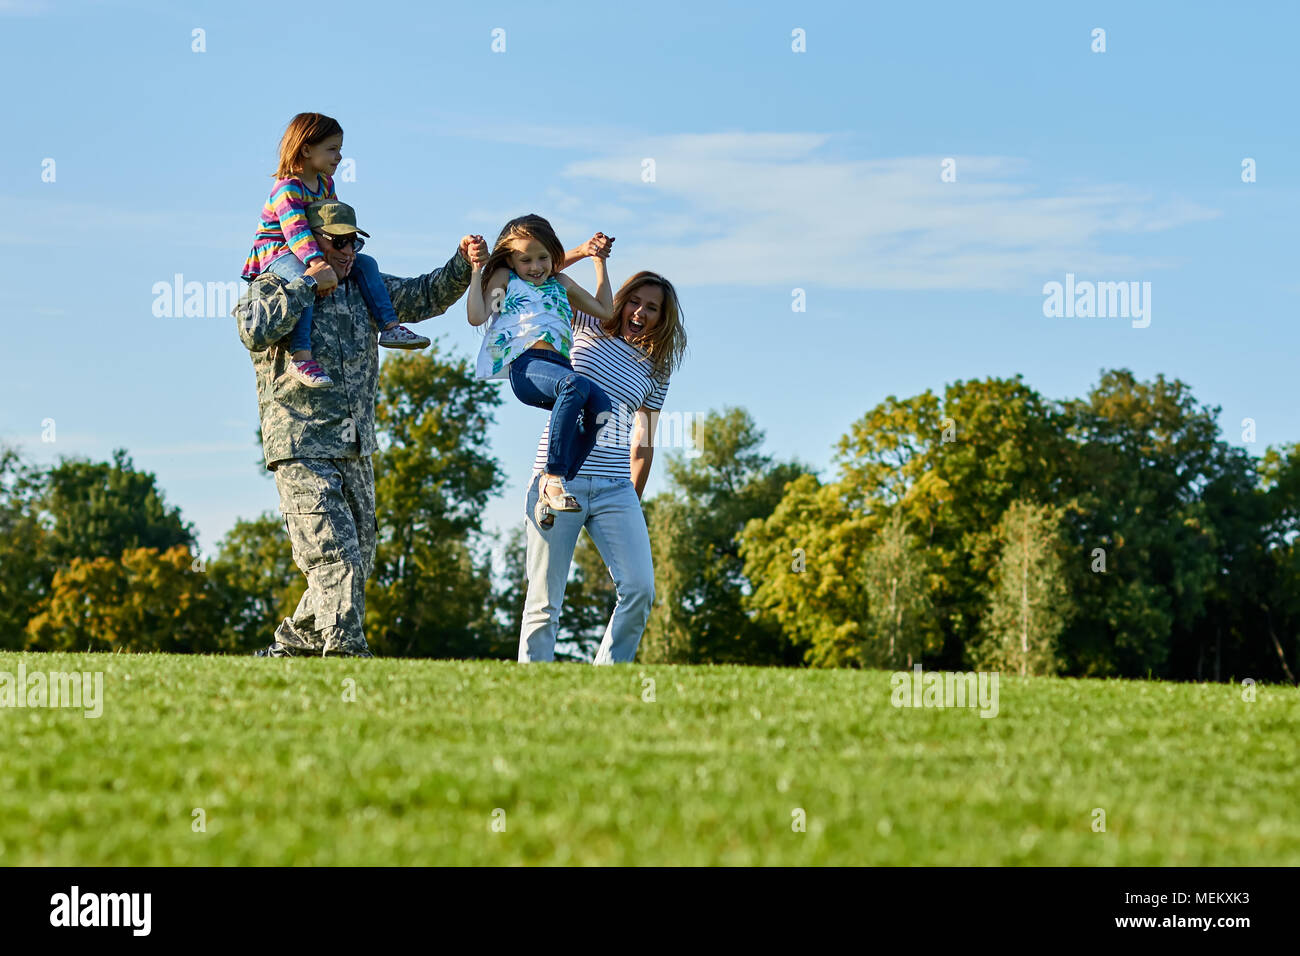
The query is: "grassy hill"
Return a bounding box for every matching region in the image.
[0,652,1295,865]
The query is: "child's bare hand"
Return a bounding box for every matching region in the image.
[464,235,489,269]
[581,232,614,259]
[460,234,488,267]
[305,260,338,296]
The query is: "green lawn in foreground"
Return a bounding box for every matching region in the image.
[0,652,1295,865]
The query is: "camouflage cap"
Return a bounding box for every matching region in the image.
[306,200,371,238]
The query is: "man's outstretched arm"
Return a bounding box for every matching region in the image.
[383,247,475,326]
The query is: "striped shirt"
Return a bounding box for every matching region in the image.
[242,173,336,279]
[533,311,670,480]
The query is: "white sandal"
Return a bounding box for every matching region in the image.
[540,475,580,511]
[534,496,555,530]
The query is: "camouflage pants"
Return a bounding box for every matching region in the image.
[272,456,376,656]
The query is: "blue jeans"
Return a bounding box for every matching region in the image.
[266,251,399,353]
[508,349,613,480]
[519,475,654,664]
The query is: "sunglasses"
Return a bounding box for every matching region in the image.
[318,232,365,251]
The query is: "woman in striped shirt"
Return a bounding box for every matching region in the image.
[519,237,688,664]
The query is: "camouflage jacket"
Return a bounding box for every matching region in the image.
[234,250,471,469]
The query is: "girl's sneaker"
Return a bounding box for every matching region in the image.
[289,359,333,388]
[378,324,430,349]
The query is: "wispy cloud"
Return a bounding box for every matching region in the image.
[543,132,1220,290]
[438,125,1219,291]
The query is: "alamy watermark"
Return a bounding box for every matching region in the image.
[153,274,241,319]
[50,886,150,936]
[0,663,103,718]
[890,664,999,718]
[1042,273,1151,328]
[594,406,703,458]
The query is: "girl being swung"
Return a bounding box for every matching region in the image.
[467,215,615,525]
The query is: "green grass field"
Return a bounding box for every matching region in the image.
[0,652,1296,865]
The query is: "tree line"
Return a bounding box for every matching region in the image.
[3,349,1297,682]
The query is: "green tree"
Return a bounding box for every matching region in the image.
[972,499,1071,675]
[1252,443,1300,682]
[25,545,223,652]
[861,508,935,668]
[41,449,194,565]
[488,525,529,658]
[748,377,1066,669]
[3,447,201,649]
[740,473,874,667]
[0,446,52,648]
[836,378,1069,668]
[365,346,504,657]
[1058,370,1223,677]
[640,408,809,664]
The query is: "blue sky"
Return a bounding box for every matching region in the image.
[1,0,1296,563]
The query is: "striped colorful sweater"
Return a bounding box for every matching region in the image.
[242,173,337,279]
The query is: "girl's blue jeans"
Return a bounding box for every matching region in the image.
[266,251,399,354]
[508,348,613,480]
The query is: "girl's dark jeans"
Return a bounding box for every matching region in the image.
[509,348,613,480]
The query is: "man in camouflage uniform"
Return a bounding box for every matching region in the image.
[234,200,483,657]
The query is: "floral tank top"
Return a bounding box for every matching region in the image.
[475,270,574,380]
